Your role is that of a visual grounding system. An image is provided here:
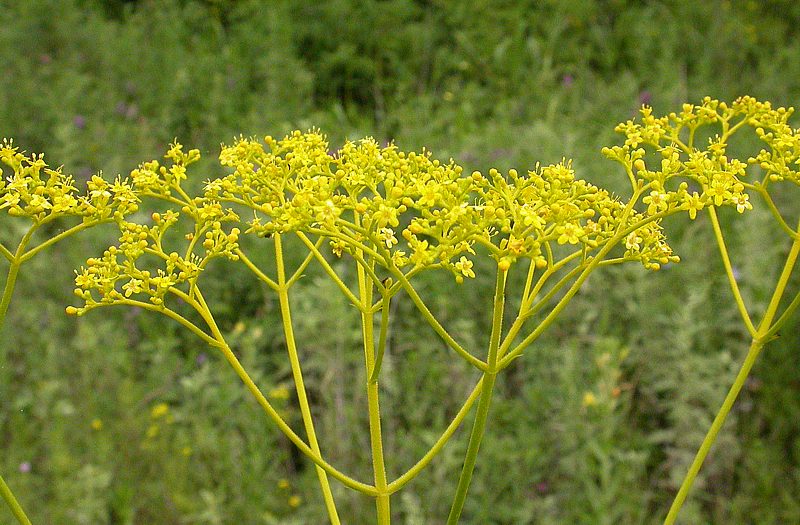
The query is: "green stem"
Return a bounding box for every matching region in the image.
[0,260,21,324]
[368,294,391,384]
[446,267,506,524]
[234,248,279,291]
[664,219,800,524]
[190,289,377,495]
[286,236,324,288]
[0,229,36,525]
[497,191,645,370]
[663,339,764,525]
[755,185,799,240]
[389,268,486,371]
[0,243,14,262]
[0,475,31,525]
[357,253,391,524]
[387,379,483,493]
[707,207,757,337]
[520,263,586,322]
[116,297,221,348]
[306,226,383,260]
[296,232,363,310]
[275,234,341,525]
[762,289,800,341]
[20,220,102,262]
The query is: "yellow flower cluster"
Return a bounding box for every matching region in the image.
[65,126,684,317]
[67,96,794,314]
[0,139,138,223]
[69,212,240,313]
[605,96,797,220]
[130,142,199,198]
[67,141,242,315]
[207,131,675,275]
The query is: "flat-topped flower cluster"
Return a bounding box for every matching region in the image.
[2,97,795,316]
[207,131,677,275]
[606,95,798,220]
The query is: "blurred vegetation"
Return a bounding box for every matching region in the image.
[1,0,799,523]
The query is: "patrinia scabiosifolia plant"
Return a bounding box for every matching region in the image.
[0,96,797,524]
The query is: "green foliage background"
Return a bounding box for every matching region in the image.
[1,0,799,523]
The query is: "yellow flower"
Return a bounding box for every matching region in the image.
[556,223,583,245]
[454,256,475,279]
[288,495,302,508]
[91,419,103,431]
[642,190,668,215]
[150,402,169,419]
[146,424,160,439]
[277,479,290,490]
[378,227,398,249]
[707,180,731,206]
[734,193,752,213]
[625,232,642,251]
[582,392,598,408]
[684,192,705,220]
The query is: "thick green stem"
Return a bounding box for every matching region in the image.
[446,267,506,524]
[275,234,341,525]
[664,219,800,524]
[357,254,391,524]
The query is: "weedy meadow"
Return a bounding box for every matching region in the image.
[2,96,799,523]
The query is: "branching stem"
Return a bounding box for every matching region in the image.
[275,234,341,524]
[664,218,800,524]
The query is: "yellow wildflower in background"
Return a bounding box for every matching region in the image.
[582,392,598,408]
[150,402,169,419]
[146,424,159,439]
